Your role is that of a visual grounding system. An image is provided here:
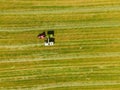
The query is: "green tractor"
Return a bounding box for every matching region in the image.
[44,30,55,46]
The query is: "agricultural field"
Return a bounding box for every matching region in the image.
[0,0,120,89]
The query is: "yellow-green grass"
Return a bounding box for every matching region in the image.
[0,0,120,90]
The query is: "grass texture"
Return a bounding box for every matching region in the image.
[0,0,120,90]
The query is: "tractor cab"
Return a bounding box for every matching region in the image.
[44,30,55,46]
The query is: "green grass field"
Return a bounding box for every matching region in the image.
[0,0,120,89]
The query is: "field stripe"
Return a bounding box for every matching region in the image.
[0,5,120,15]
[0,21,120,32]
[0,44,41,49]
[3,81,120,90]
[0,71,119,82]
[0,52,120,63]
[0,38,120,48]
[25,81,120,90]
